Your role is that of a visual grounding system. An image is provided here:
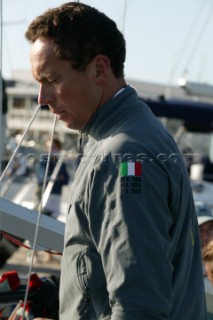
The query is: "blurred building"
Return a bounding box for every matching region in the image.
[3,70,213,147]
[4,71,78,149]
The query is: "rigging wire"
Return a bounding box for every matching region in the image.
[22,114,57,319]
[0,104,59,316]
[41,149,66,208]
[165,0,206,96]
[182,2,213,77]
[0,104,41,188]
[38,115,58,213]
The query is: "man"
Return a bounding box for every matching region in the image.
[25,2,207,319]
[196,201,213,319]
[196,201,213,249]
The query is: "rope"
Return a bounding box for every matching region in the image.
[22,114,57,318]
[0,231,62,255]
[41,150,66,208]
[0,103,59,317]
[0,104,41,187]
[39,115,57,212]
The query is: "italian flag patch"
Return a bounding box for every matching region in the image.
[120,162,142,177]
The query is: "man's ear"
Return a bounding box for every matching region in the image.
[93,55,110,85]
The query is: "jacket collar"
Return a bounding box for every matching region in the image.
[81,85,137,140]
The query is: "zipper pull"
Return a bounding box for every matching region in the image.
[78,290,90,315]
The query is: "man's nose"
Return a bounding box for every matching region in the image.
[38,85,52,106]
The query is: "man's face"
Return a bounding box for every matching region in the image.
[199,221,213,248]
[30,38,102,130]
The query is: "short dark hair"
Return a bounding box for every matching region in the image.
[25,2,126,78]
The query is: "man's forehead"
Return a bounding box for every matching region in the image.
[30,38,60,81]
[31,37,56,58]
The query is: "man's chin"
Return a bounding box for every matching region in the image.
[65,122,73,129]
[58,117,81,131]
[65,121,79,131]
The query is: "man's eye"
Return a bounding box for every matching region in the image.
[49,79,57,84]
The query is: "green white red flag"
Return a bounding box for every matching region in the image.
[120,162,142,177]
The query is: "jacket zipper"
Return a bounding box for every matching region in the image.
[78,251,99,319]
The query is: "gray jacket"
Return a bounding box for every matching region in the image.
[60,86,207,319]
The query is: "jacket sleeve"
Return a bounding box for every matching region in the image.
[86,158,174,319]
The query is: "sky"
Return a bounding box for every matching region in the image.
[1,0,213,86]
